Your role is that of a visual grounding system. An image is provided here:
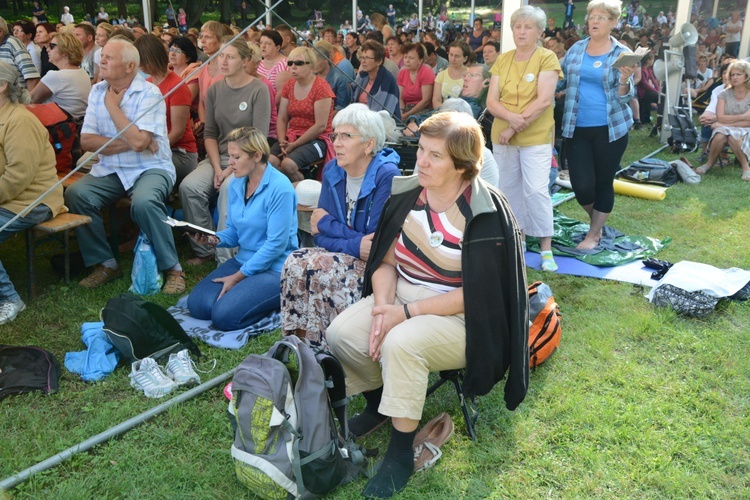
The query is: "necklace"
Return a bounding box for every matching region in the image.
[424,182,468,247]
[501,47,538,106]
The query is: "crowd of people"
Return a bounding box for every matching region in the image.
[0,1,748,498]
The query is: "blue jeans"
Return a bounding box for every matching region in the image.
[187,258,281,331]
[0,205,53,301]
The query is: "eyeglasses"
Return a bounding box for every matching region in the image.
[589,15,612,23]
[329,132,362,142]
[168,47,184,54]
[49,43,57,49]
[288,60,311,67]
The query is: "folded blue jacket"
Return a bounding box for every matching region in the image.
[64,322,121,382]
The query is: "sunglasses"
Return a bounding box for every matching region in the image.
[288,60,311,67]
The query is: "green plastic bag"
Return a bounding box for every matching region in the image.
[527,211,671,267]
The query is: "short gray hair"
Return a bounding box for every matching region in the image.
[439,98,473,115]
[0,17,7,35]
[510,6,547,33]
[587,0,622,21]
[0,62,30,104]
[108,38,140,66]
[332,103,387,154]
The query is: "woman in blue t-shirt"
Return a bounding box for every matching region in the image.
[559,0,636,250]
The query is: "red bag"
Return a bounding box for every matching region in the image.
[26,103,77,174]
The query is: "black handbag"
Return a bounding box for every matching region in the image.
[617,158,680,187]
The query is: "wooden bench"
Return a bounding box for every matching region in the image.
[25,212,92,300]
[57,170,86,189]
[56,170,133,257]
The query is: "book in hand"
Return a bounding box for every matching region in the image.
[612,47,650,68]
[164,217,215,236]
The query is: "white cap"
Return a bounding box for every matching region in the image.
[295,179,322,209]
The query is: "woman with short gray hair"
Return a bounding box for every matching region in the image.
[280,103,401,347]
[488,5,561,271]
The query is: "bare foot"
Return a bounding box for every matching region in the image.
[186,255,213,266]
[576,233,601,250]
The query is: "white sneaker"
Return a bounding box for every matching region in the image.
[165,349,201,386]
[0,299,26,325]
[129,357,177,398]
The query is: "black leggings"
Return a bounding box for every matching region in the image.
[565,126,629,213]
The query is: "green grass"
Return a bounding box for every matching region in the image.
[1,127,749,498]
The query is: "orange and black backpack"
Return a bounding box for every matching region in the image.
[527,281,562,368]
[26,102,77,174]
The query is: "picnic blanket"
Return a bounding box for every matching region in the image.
[525,252,656,286]
[168,296,281,350]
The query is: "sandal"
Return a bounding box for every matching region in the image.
[694,164,712,175]
[79,264,122,289]
[742,171,750,181]
[162,269,186,295]
[413,412,454,472]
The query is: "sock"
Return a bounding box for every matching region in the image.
[540,251,558,272]
[362,427,417,498]
[169,263,183,272]
[101,259,118,269]
[364,386,383,414]
[349,387,387,437]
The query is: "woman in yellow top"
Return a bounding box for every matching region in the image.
[487,5,562,272]
[0,62,63,323]
[431,40,472,109]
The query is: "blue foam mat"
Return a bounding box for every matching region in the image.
[525,252,656,286]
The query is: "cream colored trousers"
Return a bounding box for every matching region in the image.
[327,278,466,421]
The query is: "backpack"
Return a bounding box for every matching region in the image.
[101,294,201,363]
[667,108,699,154]
[617,158,680,187]
[0,345,61,400]
[228,336,366,499]
[528,282,562,368]
[26,103,77,174]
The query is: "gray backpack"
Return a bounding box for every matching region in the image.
[228,336,366,499]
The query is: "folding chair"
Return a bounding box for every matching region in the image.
[426,369,478,440]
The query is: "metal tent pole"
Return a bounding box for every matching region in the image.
[0,369,235,491]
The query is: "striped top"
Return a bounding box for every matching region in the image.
[395,186,472,293]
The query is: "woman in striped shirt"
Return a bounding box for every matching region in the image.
[327,111,528,499]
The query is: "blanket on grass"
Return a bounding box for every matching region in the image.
[527,210,671,267]
[167,296,281,349]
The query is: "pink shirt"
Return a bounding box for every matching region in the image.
[397,64,435,107]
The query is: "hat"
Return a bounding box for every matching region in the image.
[295,179,322,209]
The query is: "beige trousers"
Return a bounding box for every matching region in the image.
[327,278,466,421]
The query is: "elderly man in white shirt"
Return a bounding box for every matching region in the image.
[64,39,185,294]
[61,6,74,25]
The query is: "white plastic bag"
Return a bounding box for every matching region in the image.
[129,233,163,295]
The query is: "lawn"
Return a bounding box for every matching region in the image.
[1,122,749,498]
